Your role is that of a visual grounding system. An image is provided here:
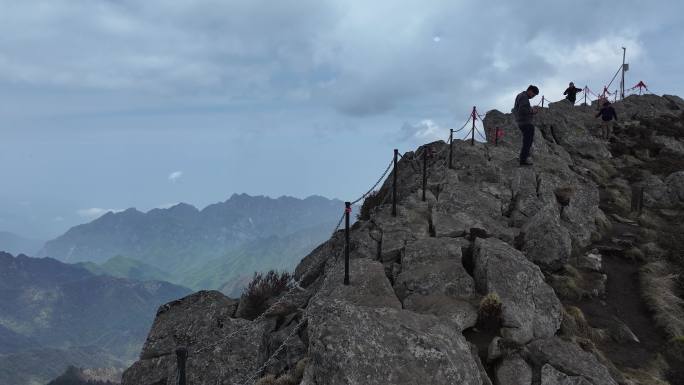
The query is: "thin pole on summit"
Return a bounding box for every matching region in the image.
[392,149,398,217]
[621,47,626,100]
[541,95,545,108]
[344,201,351,285]
[448,129,453,169]
[470,106,476,146]
[584,86,588,106]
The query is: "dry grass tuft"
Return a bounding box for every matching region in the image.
[477,293,502,331]
[549,274,585,301]
[640,261,684,338]
[294,358,309,380]
[623,355,671,385]
[255,374,277,385]
[255,372,299,385]
[561,306,607,345]
[274,374,297,385]
[238,270,292,320]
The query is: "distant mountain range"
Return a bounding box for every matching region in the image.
[0,231,43,256]
[0,252,190,385]
[40,194,343,293]
[76,255,169,283]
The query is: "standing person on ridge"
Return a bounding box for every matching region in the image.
[595,100,618,140]
[563,82,583,104]
[513,85,540,166]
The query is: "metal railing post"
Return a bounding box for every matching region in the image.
[392,149,398,217]
[175,347,188,385]
[344,202,351,285]
[471,107,476,146]
[448,129,453,169]
[422,149,427,202]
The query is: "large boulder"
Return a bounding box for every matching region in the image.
[541,364,592,385]
[520,205,573,271]
[495,354,532,385]
[394,238,477,330]
[370,205,430,263]
[302,298,483,385]
[122,290,265,385]
[473,238,562,344]
[527,338,618,385]
[665,171,684,207]
[317,258,401,309]
[394,238,475,300]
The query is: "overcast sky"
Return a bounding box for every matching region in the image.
[1,0,682,239]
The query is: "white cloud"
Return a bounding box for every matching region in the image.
[77,208,123,219]
[400,119,448,143]
[168,171,183,183]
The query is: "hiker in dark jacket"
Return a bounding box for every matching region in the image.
[563,82,583,104]
[595,100,618,140]
[513,85,540,166]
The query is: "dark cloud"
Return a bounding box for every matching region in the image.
[1,0,683,238]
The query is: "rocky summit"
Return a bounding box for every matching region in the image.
[122,94,684,385]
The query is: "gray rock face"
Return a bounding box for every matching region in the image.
[302,298,483,385]
[403,294,478,331]
[394,238,474,300]
[470,343,494,385]
[122,290,265,385]
[495,354,532,385]
[371,205,431,263]
[520,205,573,271]
[642,172,684,210]
[527,338,618,385]
[394,238,477,330]
[473,238,562,344]
[541,364,592,385]
[432,210,487,238]
[665,171,684,207]
[317,258,401,309]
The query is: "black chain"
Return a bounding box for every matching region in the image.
[331,211,345,235]
[453,116,472,133]
[350,158,394,205]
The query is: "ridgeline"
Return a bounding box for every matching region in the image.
[122,94,684,385]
